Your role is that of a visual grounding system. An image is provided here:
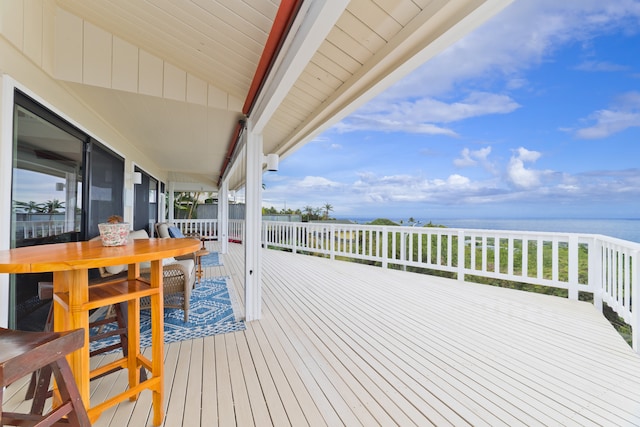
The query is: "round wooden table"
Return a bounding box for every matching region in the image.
[0,238,200,425]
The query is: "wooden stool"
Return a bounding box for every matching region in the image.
[0,327,90,427]
[26,284,146,413]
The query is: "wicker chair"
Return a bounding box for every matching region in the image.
[140,261,195,322]
[93,230,196,322]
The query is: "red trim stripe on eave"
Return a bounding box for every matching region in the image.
[218,0,303,187]
[242,0,303,115]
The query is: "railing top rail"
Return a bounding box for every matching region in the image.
[261,220,640,247]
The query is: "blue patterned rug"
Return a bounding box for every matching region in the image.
[90,277,244,353]
[200,251,222,267]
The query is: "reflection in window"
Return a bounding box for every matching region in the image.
[12,105,83,248]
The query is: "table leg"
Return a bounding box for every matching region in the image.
[150,259,165,425]
[196,254,202,285]
[127,297,141,400]
[53,270,90,408]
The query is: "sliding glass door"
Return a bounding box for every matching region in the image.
[133,167,158,235]
[10,91,124,329]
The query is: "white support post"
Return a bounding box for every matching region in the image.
[244,121,263,321]
[168,181,175,222]
[219,180,229,254]
[0,75,14,327]
[64,172,77,232]
[158,182,167,224]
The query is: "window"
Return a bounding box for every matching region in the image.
[10,91,124,329]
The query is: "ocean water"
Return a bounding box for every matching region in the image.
[345,218,640,244]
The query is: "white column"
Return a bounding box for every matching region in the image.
[219,180,229,254]
[64,171,77,232]
[244,120,263,321]
[168,181,175,222]
[0,75,13,327]
[159,182,167,224]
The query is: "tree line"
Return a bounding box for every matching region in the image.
[14,199,65,213]
[263,202,334,221]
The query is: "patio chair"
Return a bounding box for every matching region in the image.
[155,221,202,257]
[94,230,196,322]
[155,221,201,239]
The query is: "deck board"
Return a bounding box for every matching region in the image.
[4,241,640,426]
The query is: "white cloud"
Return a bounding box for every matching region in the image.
[454,146,492,168]
[333,117,457,136]
[297,176,342,188]
[337,92,519,136]
[447,174,471,187]
[506,147,550,189]
[413,92,520,123]
[454,148,476,167]
[574,91,640,138]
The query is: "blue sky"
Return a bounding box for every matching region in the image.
[262,0,640,221]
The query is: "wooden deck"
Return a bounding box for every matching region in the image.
[4,241,640,426]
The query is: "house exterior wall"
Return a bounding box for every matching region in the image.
[0,2,166,326]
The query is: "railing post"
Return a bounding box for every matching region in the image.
[400,230,407,271]
[381,227,388,269]
[632,250,639,353]
[457,230,465,282]
[590,237,603,312]
[330,224,335,260]
[568,235,579,300]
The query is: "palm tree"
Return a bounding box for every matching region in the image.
[323,202,333,220]
[14,200,43,213]
[313,207,322,220]
[41,199,65,230]
[172,192,199,219]
[303,205,314,221]
[186,191,202,219]
[42,199,64,214]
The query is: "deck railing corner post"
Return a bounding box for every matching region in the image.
[632,249,640,353]
[457,230,465,282]
[568,235,579,300]
[590,237,603,312]
[292,222,298,254]
[382,226,388,269]
[330,224,335,260]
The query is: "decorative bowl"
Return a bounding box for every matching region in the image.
[98,223,130,246]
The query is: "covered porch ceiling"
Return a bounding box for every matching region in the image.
[53,0,512,191]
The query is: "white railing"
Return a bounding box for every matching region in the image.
[171,219,244,242]
[16,220,72,239]
[229,219,244,242]
[172,219,218,239]
[178,218,640,352]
